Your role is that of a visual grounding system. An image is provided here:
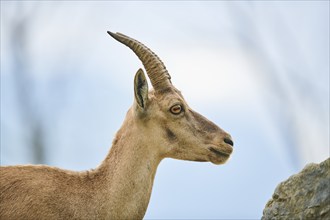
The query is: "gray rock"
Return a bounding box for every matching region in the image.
[262,158,330,220]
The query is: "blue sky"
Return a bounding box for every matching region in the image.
[1,1,329,219]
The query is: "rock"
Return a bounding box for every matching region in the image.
[262,158,330,220]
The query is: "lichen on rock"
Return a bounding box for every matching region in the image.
[262,158,330,220]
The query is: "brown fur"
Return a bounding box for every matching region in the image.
[0,35,233,220]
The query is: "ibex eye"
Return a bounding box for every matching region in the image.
[170,104,183,115]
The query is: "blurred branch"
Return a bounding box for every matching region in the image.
[7,3,46,164]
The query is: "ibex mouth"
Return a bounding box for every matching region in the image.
[208,147,231,158]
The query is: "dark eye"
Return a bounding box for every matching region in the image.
[170,104,183,115]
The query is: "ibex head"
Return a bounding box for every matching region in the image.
[108,32,233,165]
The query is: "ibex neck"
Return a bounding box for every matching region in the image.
[94,116,162,219]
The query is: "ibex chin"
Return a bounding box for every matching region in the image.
[0,32,234,219]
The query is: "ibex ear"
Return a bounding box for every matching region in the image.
[134,68,149,109]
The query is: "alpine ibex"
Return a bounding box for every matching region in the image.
[0,32,234,219]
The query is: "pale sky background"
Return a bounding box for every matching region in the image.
[1,1,329,219]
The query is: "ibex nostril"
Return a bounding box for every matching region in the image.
[224,138,234,147]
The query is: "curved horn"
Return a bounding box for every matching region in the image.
[107,31,172,91]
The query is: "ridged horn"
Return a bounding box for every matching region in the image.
[107,31,172,91]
